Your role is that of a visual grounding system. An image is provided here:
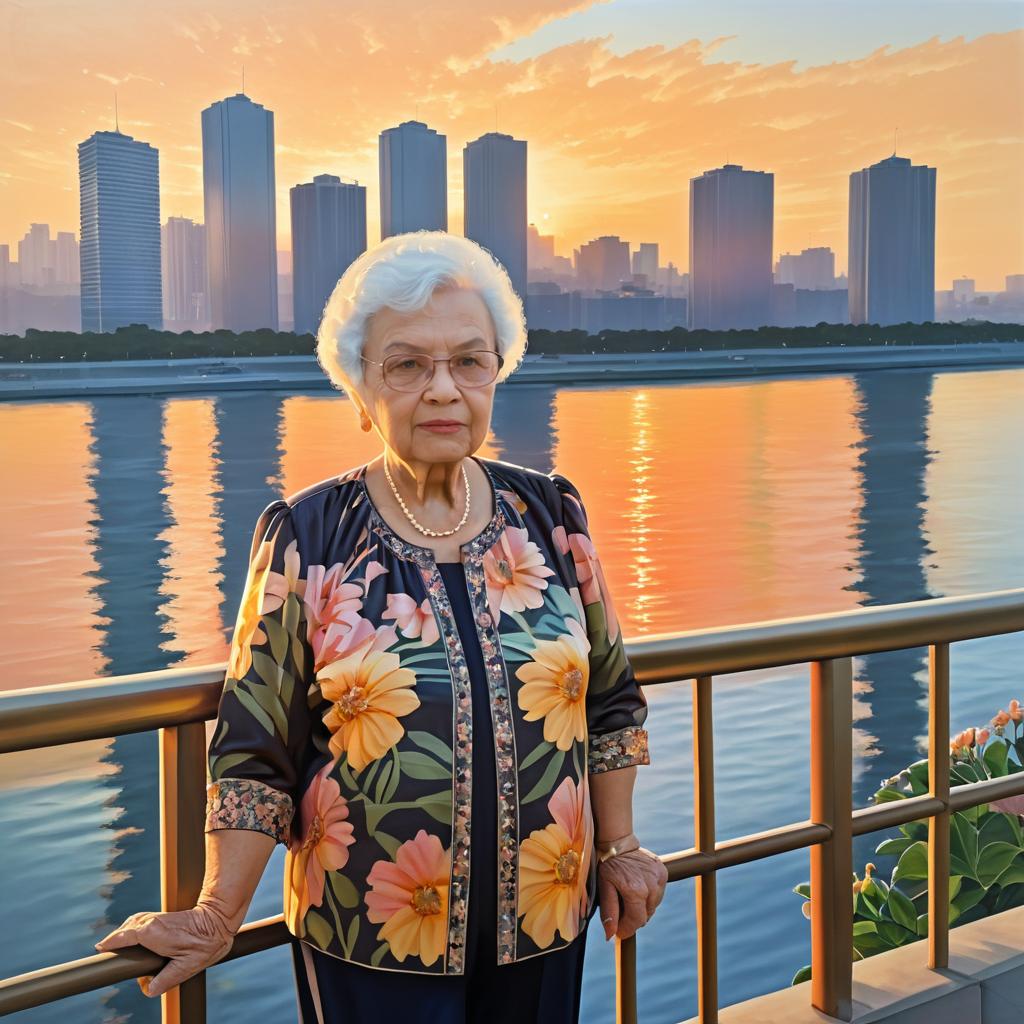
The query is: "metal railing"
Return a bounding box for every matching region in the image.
[1,587,1023,1023]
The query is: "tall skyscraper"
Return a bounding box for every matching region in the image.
[201,93,278,332]
[78,130,162,332]
[379,120,447,239]
[290,174,367,336]
[574,236,631,292]
[689,163,774,330]
[463,132,527,301]
[162,216,209,327]
[848,154,936,326]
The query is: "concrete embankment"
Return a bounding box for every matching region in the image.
[1,342,1022,400]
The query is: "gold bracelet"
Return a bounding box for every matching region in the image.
[596,834,641,863]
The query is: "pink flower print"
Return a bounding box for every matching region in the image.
[566,531,620,644]
[483,526,555,622]
[383,592,439,646]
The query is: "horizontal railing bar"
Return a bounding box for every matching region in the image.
[949,773,1024,811]
[0,915,288,1015]
[3,590,1021,755]
[0,664,227,754]
[852,796,947,834]
[663,821,833,881]
[629,588,1024,685]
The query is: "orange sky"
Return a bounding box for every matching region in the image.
[2,2,1022,290]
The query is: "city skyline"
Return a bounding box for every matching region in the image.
[2,2,1021,290]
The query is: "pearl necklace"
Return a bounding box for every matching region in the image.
[383,457,471,538]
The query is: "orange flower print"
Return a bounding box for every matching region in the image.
[515,617,591,751]
[319,625,420,770]
[365,829,450,966]
[304,556,388,672]
[518,775,594,948]
[383,592,440,646]
[483,526,555,621]
[284,763,357,934]
[228,522,302,681]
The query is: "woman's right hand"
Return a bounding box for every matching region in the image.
[95,904,235,998]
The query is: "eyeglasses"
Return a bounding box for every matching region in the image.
[361,350,504,392]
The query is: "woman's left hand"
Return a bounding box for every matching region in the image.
[597,842,668,941]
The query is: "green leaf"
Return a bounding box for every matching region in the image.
[373,761,393,804]
[793,883,811,899]
[886,886,918,932]
[262,614,289,668]
[232,683,277,737]
[874,787,908,804]
[371,942,390,968]
[399,751,451,780]
[521,749,567,803]
[906,760,930,796]
[417,789,453,824]
[329,872,360,909]
[408,730,454,767]
[993,855,1024,888]
[875,837,914,857]
[373,830,402,859]
[950,813,979,878]
[852,921,878,935]
[791,965,812,986]
[893,841,929,883]
[304,909,333,950]
[977,809,1020,849]
[520,739,555,772]
[252,648,286,693]
[984,741,1010,778]
[876,920,913,946]
[977,841,1020,887]
[282,593,302,645]
[211,752,252,778]
[382,748,401,804]
[345,915,360,954]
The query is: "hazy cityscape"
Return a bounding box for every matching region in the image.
[3,91,1023,343]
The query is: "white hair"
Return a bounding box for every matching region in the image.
[315,230,528,395]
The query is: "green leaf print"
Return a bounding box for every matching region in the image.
[241,678,289,741]
[304,909,333,950]
[408,731,454,767]
[522,749,566,803]
[417,789,453,823]
[585,601,626,693]
[373,761,393,804]
[251,649,286,694]
[545,584,583,622]
[329,871,359,909]
[371,942,390,967]
[399,751,451,780]
[262,614,289,669]
[210,752,252,778]
[373,830,402,859]
[519,740,555,772]
[344,915,360,958]
[231,684,276,737]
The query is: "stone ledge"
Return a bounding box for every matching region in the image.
[678,905,1024,1024]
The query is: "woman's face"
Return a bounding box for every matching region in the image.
[352,284,499,467]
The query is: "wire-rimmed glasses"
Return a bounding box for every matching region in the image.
[360,350,504,392]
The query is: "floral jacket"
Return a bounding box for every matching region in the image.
[204,455,650,975]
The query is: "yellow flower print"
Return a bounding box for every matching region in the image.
[515,617,590,750]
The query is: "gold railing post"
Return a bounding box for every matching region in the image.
[928,642,950,968]
[693,674,718,1023]
[615,934,637,1024]
[809,657,853,1020]
[159,722,208,1024]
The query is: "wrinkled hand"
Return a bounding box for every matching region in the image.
[598,846,668,941]
[95,905,235,998]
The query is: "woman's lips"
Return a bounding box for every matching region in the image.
[419,422,464,433]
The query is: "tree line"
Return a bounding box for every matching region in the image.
[1,320,1022,363]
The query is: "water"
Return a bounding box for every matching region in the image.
[1,365,1022,1023]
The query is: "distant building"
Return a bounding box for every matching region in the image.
[848,154,936,325]
[464,132,527,301]
[632,243,659,283]
[379,120,447,239]
[527,224,556,272]
[162,217,208,329]
[54,232,79,285]
[951,277,975,304]
[1006,274,1024,296]
[202,93,279,332]
[574,236,631,293]
[771,283,848,327]
[291,173,367,336]
[689,163,774,330]
[775,247,835,290]
[78,129,162,332]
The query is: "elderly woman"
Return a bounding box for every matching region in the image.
[97,230,667,1022]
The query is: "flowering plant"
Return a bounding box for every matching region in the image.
[791,699,1024,985]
